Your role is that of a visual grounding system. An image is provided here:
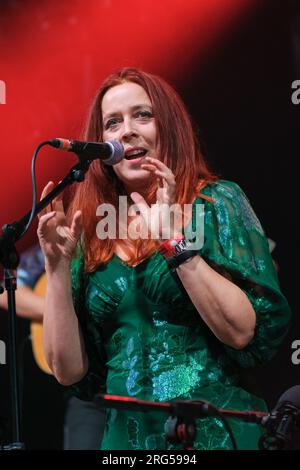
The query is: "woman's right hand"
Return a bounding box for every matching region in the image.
[37,181,82,271]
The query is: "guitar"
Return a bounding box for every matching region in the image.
[30,273,52,375]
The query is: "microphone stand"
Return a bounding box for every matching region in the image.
[0,158,91,450]
[96,393,269,450]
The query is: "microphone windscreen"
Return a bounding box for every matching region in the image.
[276,386,300,409]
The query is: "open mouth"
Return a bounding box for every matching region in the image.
[125,149,148,160]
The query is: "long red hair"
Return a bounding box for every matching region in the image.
[68,67,217,271]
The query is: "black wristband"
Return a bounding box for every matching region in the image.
[168,250,198,269]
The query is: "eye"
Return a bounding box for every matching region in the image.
[136,111,153,119]
[104,118,120,130]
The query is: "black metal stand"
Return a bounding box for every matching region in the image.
[95,393,268,450]
[165,415,197,450]
[0,159,91,450]
[95,392,300,450]
[3,269,24,450]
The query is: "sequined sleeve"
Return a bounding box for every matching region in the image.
[195,180,291,367]
[70,251,106,400]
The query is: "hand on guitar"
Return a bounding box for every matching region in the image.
[37,181,82,271]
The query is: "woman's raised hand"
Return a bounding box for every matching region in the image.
[37,181,82,270]
[130,157,182,241]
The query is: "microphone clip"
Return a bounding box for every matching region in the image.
[259,403,300,450]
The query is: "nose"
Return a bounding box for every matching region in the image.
[120,118,138,142]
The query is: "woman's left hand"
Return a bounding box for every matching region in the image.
[130,157,180,241]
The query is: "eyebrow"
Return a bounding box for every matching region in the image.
[103,104,152,121]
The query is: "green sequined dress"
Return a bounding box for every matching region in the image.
[71,180,291,450]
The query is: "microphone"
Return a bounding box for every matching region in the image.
[259,386,300,449]
[49,138,124,165]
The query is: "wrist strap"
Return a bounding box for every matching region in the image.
[159,234,188,258]
[168,250,198,269]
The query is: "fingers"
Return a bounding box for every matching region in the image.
[40,181,54,201]
[70,210,83,241]
[39,181,66,218]
[130,192,148,208]
[38,181,54,218]
[140,163,157,171]
[52,179,64,212]
[144,157,172,173]
[129,192,149,221]
[37,211,56,235]
[143,157,176,190]
[52,197,64,213]
[157,177,164,188]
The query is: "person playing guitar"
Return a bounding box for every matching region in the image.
[0,244,105,449]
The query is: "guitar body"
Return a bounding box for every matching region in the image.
[30,273,52,375]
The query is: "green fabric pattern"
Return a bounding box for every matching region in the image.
[70,180,291,450]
